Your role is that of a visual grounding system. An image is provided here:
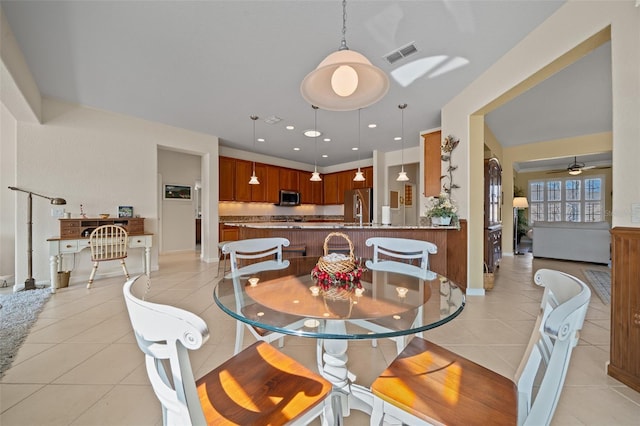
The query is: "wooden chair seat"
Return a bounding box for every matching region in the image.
[371,337,517,426]
[196,341,331,425]
[370,269,591,426]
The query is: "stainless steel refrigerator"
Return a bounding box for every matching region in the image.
[344,188,373,224]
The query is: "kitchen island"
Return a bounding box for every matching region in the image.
[226,220,468,291]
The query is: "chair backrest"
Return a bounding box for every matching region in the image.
[515,268,591,426]
[123,275,208,425]
[89,225,128,261]
[365,237,437,276]
[223,237,290,274]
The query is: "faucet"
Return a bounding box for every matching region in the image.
[355,194,363,228]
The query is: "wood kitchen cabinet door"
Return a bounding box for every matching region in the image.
[219,156,235,201]
[251,163,268,202]
[337,171,353,204]
[423,130,442,197]
[279,168,299,191]
[266,165,280,203]
[299,171,323,205]
[234,159,253,202]
[323,173,339,204]
[352,166,373,188]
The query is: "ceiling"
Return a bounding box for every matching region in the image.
[1,0,612,170]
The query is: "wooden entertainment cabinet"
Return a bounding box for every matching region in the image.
[58,217,145,238]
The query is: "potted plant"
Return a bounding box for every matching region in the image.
[425,192,458,226]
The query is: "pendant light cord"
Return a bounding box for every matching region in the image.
[313,105,319,168]
[400,103,407,171]
[339,0,348,51]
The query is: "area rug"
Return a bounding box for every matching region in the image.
[0,288,51,377]
[582,269,611,305]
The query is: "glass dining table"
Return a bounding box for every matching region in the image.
[214,256,465,424]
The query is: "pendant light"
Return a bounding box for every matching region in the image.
[300,0,389,112]
[310,105,322,181]
[353,108,365,181]
[248,115,260,185]
[396,103,409,182]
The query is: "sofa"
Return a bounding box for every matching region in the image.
[532,221,610,264]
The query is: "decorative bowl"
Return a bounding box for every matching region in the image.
[99,213,110,219]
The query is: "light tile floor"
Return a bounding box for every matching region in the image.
[1,252,640,425]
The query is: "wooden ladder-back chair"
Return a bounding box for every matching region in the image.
[87,224,130,288]
[222,237,307,354]
[362,237,438,353]
[123,275,331,426]
[370,268,591,426]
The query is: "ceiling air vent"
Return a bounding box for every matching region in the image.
[384,42,418,65]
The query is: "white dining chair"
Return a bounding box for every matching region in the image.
[123,274,331,426]
[361,237,438,353]
[222,237,307,354]
[87,224,130,288]
[370,268,591,426]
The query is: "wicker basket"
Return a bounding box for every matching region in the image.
[316,232,356,274]
[483,263,495,291]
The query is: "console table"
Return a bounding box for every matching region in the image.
[47,217,152,293]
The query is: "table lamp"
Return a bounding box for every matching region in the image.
[8,186,66,290]
[513,197,529,255]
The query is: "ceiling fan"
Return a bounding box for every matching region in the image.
[547,156,609,175]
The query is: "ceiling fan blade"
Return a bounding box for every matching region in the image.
[582,165,596,170]
[546,169,568,174]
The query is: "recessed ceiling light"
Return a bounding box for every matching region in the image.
[394,136,402,141]
[257,138,265,142]
[304,129,322,137]
[322,154,328,158]
[286,125,295,130]
[293,147,300,151]
[324,138,331,142]
[368,124,377,128]
[352,147,358,151]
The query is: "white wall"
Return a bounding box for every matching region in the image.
[0,103,17,284]
[440,1,640,293]
[4,98,219,288]
[158,149,201,252]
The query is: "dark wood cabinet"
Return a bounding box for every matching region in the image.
[219,156,235,201]
[484,158,502,273]
[299,171,323,205]
[352,166,373,189]
[251,163,268,202]
[608,227,640,393]
[266,165,280,203]
[423,130,442,197]
[234,159,253,202]
[323,173,339,205]
[279,168,299,191]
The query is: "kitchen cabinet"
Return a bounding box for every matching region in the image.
[423,130,442,197]
[234,159,253,202]
[484,158,502,273]
[219,156,236,201]
[299,171,323,204]
[337,171,353,204]
[323,173,339,205]
[251,163,268,202]
[266,165,280,203]
[352,166,373,189]
[219,223,239,242]
[279,168,299,191]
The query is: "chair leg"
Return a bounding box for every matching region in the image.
[234,321,244,355]
[87,262,99,289]
[121,260,130,279]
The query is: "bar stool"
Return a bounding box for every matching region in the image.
[216,241,231,278]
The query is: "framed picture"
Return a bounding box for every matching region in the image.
[164,184,192,200]
[118,206,134,218]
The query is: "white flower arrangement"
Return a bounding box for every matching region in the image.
[424,192,458,220]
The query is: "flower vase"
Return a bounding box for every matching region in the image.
[432,216,452,226]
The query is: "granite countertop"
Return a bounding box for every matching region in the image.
[224,221,459,230]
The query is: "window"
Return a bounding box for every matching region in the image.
[528,175,604,223]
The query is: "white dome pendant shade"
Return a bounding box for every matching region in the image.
[300,0,389,112]
[301,50,389,111]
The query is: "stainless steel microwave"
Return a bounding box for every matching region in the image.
[278,190,300,206]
